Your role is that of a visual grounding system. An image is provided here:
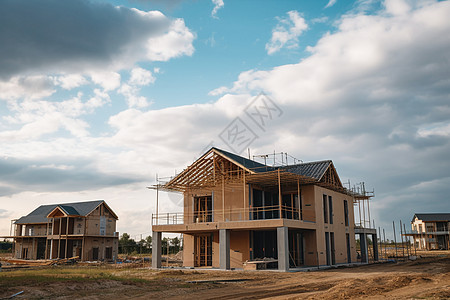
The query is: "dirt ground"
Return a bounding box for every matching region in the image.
[1,253,449,299]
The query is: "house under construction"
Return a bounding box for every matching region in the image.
[6,200,119,261]
[151,147,378,271]
[405,213,450,250]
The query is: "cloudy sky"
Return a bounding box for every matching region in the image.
[1,0,449,240]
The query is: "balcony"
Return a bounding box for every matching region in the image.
[404,230,450,235]
[152,205,315,226]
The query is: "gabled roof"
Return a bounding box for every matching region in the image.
[164,147,345,192]
[280,160,332,180]
[15,200,113,224]
[213,147,270,172]
[413,213,450,222]
[59,205,80,216]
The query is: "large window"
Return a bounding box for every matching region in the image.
[194,196,212,223]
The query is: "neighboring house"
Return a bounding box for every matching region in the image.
[407,213,450,250]
[9,200,119,261]
[151,147,377,271]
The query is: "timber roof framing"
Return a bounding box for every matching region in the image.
[161,147,356,196]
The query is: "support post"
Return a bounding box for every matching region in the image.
[372,233,379,261]
[277,227,289,271]
[243,171,246,220]
[58,218,62,258]
[219,229,230,270]
[65,217,69,259]
[359,233,368,263]
[152,231,162,269]
[222,177,225,221]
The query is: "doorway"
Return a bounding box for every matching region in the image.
[194,234,212,267]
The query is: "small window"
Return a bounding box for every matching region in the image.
[344,200,349,226]
[328,196,333,224]
[323,195,328,224]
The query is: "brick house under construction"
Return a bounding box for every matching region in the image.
[151,147,377,271]
[10,200,119,261]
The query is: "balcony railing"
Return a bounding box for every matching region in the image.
[404,230,450,235]
[152,205,315,226]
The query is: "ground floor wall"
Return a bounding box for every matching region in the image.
[180,227,356,270]
[14,237,46,260]
[413,234,450,250]
[14,236,118,261]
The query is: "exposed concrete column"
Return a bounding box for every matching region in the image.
[152,231,162,269]
[359,233,368,263]
[219,229,230,270]
[277,227,289,271]
[372,233,379,261]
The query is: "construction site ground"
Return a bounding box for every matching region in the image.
[1,251,449,299]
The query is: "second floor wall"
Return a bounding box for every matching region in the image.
[177,182,356,228]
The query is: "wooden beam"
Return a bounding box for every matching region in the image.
[222,176,225,222]
[243,170,246,220]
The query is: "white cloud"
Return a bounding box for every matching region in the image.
[266,11,308,55]
[118,84,151,108]
[117,68,156,108]
[0,89,113,141]
[90,71,121,91]
[0,76,55,101]
[384,0,411,15]
[146,18,195,62]
[54,74,88,90]
[129,68,155,86]
[211,0,224,18]
[325,0,337,9]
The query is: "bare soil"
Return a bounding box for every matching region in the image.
[1,253,449,299]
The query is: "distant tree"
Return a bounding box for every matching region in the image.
[119,233,137,254]
[162,237,169,254]
[145,235,152,250]
[0,239,12,253]
[171,237,181,253]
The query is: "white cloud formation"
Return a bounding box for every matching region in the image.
[0,76,55,101]
[325,0,337,8]
[145,19,195,61]
[129,68,155,86]
[118,67,156,108]
[211,0,224,18]
[266,10,308,55]
[54,74,88,90]
[90,71,121,91]
[0,90,112,141]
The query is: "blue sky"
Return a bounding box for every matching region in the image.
[0,0,449,240]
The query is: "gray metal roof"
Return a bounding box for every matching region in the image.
[280,160,332,180]
[413,213,450,222]
[213,147,332,180]
[15,200,104,224]
[213,147,271,172]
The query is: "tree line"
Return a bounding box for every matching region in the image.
[118,233,181,255]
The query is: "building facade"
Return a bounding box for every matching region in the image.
[408,213,450,250]
[10,200,119,261]
[152,147,377,271]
